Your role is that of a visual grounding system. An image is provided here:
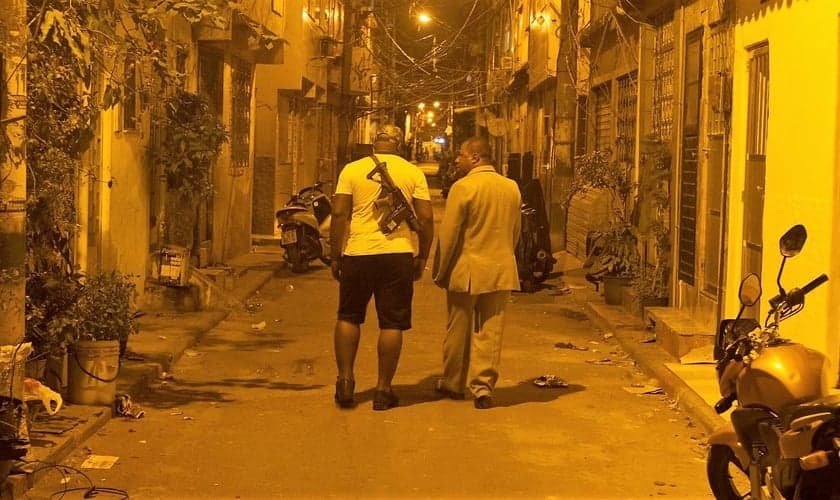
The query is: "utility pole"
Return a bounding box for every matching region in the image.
[552,0,579,250]
[0,0,28,347]
[336,0,356,171]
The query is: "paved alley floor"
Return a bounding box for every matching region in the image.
[25,259,714,499]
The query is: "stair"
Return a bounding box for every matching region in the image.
[645,307,714,359]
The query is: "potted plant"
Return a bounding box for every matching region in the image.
[67,270,139,406]
[24,271,84,388]
[571,149,640,304]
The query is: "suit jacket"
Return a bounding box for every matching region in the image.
[433,165,522,293]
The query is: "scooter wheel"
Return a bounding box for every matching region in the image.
[285,246,309,273]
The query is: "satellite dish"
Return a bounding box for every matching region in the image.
[487,118,506,137]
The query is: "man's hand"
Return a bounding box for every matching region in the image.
[331,259,342,281]
[413,257,426,281]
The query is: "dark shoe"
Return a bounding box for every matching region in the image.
[434,379,465,400]
[474,395,493,410]
[334,378,355,408]
[372,390,399,411]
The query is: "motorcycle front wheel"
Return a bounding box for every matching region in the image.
[707,444,751,500]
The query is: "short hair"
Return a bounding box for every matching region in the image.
[460,136,491,160]
[373,125,403,154]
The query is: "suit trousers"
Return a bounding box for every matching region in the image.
[442,290,510,398]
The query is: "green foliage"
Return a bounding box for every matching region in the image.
[590,223,639,278]
[22,0,238,355]
[633,138,673,300]
[25,272,84,356]
[73,271,139,342]
[150,91,228,200]
[572,149,640,277]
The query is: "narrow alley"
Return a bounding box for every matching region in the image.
[25,194,713,499]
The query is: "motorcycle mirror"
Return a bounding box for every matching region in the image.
[738,273,762,307]
[779,224,807,257]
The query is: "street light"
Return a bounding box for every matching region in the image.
[417,12,432,25]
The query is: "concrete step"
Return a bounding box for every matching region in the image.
[645,306,715,359]
[143,282,201,313]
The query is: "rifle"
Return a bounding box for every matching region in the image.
[366,155,420,234]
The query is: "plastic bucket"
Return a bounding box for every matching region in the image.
[68,340,120,406]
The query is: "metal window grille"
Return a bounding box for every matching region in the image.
[198,49,224,117]
[594,83,612,152]
[652,13,674,142]
[230,57,253,176]
[708,29,732,136]
[123,56,138,129]
[616,72,637,163]
[747,46,769,158]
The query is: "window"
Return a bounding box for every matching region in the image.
[198,49,223,117]
[616,72,637,163]
[652,12,675,142]
[122,56,138,130]
[593,83,612,152]
[230,56,253,176]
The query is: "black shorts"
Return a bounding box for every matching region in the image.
[337,253,414,330]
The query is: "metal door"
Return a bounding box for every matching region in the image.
[741,44,769,286]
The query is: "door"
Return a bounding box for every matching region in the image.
[741,44,769,294]
[677,29,703,287]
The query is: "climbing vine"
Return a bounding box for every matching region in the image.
[23,0,275,355]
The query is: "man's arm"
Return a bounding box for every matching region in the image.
[412,197,434,280]
[330,193,352,280]
[433,182,467,287]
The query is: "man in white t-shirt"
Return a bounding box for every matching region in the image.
[329,125,434,411]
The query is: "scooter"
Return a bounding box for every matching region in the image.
[276,181,332,273]
[708,224,840,499]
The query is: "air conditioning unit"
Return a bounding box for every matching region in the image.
[319,36,338,58]
[499,56,514,70]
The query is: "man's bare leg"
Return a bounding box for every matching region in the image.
[376,328,402,392]
[334,320,361,381]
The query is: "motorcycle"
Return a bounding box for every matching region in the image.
[515,179,555,293]
[516,202,554,292]
[275,181,332,273]
[708,224,840,499]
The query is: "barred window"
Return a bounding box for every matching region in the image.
[230,56,253,176]
[593,83,612,152]
[708,29,732,136]
[616,72,637,163]
[652,12,675,142]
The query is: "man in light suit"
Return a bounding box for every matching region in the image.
[432,136,521,409]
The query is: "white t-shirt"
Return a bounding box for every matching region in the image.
[335,153,430,256]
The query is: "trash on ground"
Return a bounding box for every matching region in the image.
[160,372,174,380]
[554,341,589,351]
[158,335,167,340]
[246,301,263,314]
[183,349,202,357]
[182,416,194,421]
[80,455,119,469]
[623,384,664,395]
[586,357,614,365]
[603,332,615,340]
[251,321,267,331]
[286,284,295,292]
[114,394,145,419]
[122,351,145,361]
[640,336,656,343]
[533,375,569,388]
[170,410,183,416]
[679,346,715,365]
[23,378,63,415]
